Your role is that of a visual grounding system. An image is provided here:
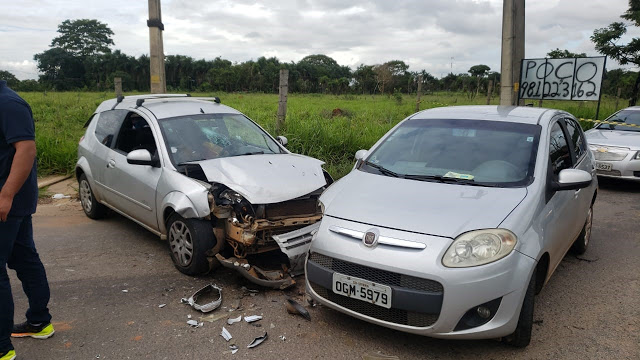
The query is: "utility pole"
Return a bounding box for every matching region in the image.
[148,0,166,93]
[114,77,122,97]
[416,74,423,112]
[500,0,525,106]
[450,57,454,73]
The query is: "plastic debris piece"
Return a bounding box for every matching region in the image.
[181,284,222,313]
[187,314,192,319]
[158,304,166,308]
[285,298,311,321]
[187,320,202,328]
[227,316,242,325]
[270,323,275,329]
[121,290,128,293]
[244,315,262,323]
[200,312,228,323]
[52,193,71,199]
[279,335,286,341]
[221,327,232,342]
[229,345,239,354]
[362,352,400,360]
[247,332,268,348]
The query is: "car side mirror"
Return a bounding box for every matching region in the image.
[355,149,368,161]
[127,149,158,167]
[276,136,288,147]
[552,169,592,191]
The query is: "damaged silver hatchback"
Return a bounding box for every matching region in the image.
[76,94,330,288]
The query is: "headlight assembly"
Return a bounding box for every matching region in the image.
[318,200,325,215]
[442,229,517,268]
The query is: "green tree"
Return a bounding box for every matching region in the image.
[0,70,20,87]
[546,48,587,58]
[51,19,114,57]
[591,0,640,105]
[468,65,491,95]
[33,47,85,90]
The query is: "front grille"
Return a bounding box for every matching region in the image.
[597,169,622,176]
[309,252,443,293]
[266,199,318,218]
[310,282,438,327]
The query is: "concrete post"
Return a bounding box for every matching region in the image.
[114,77,122,97]
[615,87,622,110]
[416,75,423,112]
[500,0,525,106]
[486,79,493,105]
[148,0,166,94]
[277,69,289,134]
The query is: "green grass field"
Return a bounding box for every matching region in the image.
[20,91,622,179]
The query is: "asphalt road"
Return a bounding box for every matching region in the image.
[8,177,640,360]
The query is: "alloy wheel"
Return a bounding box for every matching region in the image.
[169,221,194,267]
[79,179,93,213]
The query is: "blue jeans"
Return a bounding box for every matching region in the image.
[0,215,51,352]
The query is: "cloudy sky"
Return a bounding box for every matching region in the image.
[1,0,638,80]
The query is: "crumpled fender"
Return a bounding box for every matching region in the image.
[160,191,202,235]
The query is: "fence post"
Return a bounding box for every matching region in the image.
[615,87,621,110]
[486,79,493,105]
[538,99,543,107]
[416,75,423,112]
[277,69,289,135]
[114,77,123,97]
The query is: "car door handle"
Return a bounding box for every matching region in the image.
[107,159,116,168]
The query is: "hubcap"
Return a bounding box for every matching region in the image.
[79,180,93,213]
[584,207,593,246]
[169,221,194,267]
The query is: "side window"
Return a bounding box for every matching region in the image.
[565,119,586,159]
[94,110,127,148]
[549,122,572,176]
[114,113,157,155]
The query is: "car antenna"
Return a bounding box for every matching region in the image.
[200,108,205,114]
[213,97,221,103]
[110,95,125,110]
[135,99,145,108]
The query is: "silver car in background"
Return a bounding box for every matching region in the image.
[585,106,640,181]
[306,106,597,347]
[77,94,330,289]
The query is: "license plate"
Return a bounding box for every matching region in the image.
[332,273,392,309]
[596,162,612,171]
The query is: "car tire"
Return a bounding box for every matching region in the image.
[166,213,216,276]
[78,173,106,219]
[571,205,593,255]
[503,269,536,348]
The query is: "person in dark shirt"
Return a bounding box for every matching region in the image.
[0,80,54,360]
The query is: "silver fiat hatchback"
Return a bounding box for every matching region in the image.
[306,106,597,347]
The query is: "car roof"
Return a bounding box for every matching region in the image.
[94,94,242,119]
[410,105,562,125]
[618,106,640,111]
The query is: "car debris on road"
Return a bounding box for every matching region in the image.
[247,332,268,348]
[180,284,222,313]
[285,298,311,321]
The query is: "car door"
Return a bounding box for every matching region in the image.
[564,117,594,222]
[89,110,128,199]
[101,111,162,231]
[542,119,579,274]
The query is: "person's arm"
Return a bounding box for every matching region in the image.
[0,140,36,221]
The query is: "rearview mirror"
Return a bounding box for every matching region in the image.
[355,149,368,161]
[552,169,592,191]
[127,149,158,167]
[276,135,288,147]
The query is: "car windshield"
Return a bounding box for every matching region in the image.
[360,118,541,187]
[158,113,283,165]
[596,110,640,132]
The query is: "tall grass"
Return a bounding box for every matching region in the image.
[19,91,622,178]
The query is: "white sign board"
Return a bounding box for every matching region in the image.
[519,57,606,101]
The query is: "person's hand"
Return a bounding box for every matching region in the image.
[0,192,14,222]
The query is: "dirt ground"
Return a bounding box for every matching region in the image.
[6,177,640,359]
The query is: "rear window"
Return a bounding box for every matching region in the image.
[94,110,127,148]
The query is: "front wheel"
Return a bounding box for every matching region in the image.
[78,173,106,219]
[166,213,215,275]
[571,205,593,255]
[503,270,536,347]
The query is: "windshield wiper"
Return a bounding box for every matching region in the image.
[404,174,498,187]
[363,161,403,178]
[231,151,265,157]
[177,159,208,166]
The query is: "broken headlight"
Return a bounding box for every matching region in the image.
[220,190,245,204]
[442,229,517,268]
[219,189,255,221]
[318,200,325,215]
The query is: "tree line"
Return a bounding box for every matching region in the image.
[2,1,640,103]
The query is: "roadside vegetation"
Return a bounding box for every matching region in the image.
[22,91,619,178]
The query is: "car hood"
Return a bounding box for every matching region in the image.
[585,129,640,149]
[195,154,326,204]
[321,170,527,238]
